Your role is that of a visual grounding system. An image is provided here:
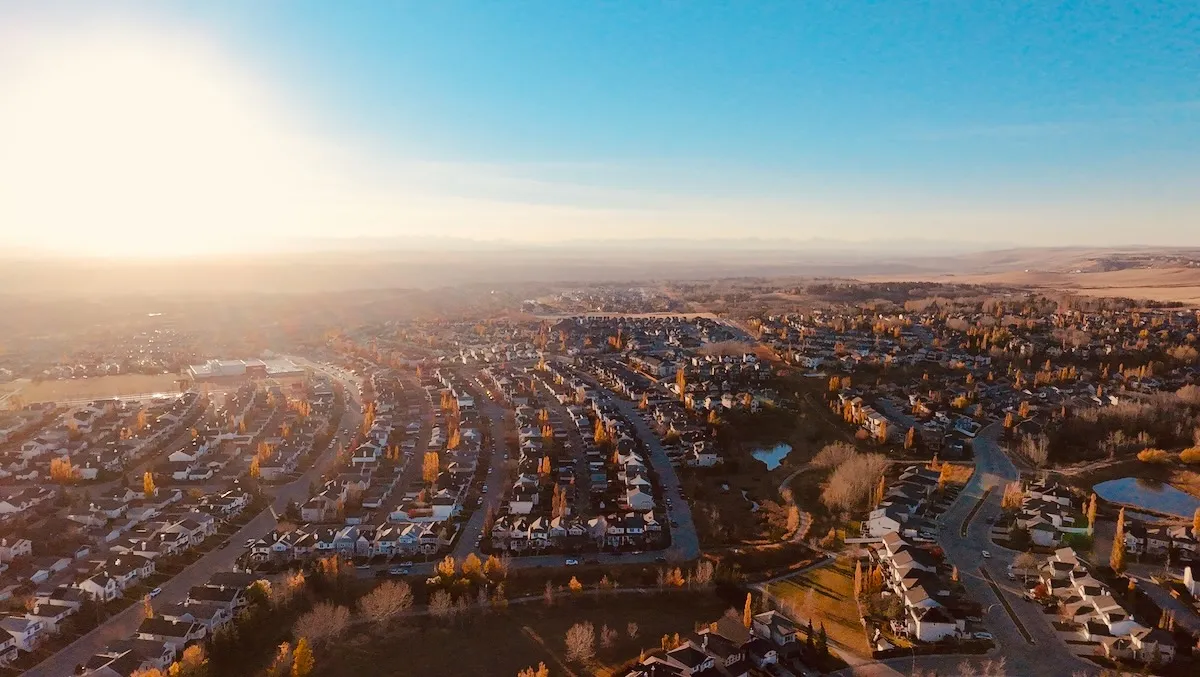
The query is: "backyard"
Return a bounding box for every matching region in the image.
[764,557,871,657]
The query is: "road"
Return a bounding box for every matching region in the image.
[930,423,1100,677]
[25,364,361,677]
[608,394,701,561]
[450,399,511,562]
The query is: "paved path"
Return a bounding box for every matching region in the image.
[25,365,361,677]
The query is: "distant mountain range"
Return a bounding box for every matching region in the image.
[2,240,1197,297]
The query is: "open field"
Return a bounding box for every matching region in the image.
[765,557,871,656]
[311,591,732,677]
[2,373,184,405]
[863,264,1200,306]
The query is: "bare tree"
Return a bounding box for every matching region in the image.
[357,580,413,626]
[811,442,857,469]
[600,623,619,649]
[1017,433,1050,467]
[956,660,977,677]
[428,590,454,620]
[821,453,889,511]
[564,621,596,662]
[692,560,715,587]
[293,602,351,645]
[626,621,639,639]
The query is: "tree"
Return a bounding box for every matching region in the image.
[143,594,153,619]
[627,622,639,639]
[564,621,596,662]
[462,552,483,579]
[853,559,863,599]
[483,554,505,581]
[248,456,260,479]
[423,451,440,484]
[544,580,555,606]
[1137,448,1171,464]
[291,637,314,677]
[172,645,208,677]
[143,471,156,497]
[815,623,828,657]
[743,593,753,628]
[568,576,583,593]
[428,590,454,619]
[1084,493,1097,534]
[692,560,715,587]
[600,624,619,649]
[267,642,292,677]
[1194,507,1200,539]
[517,663,550,677]
[357,580,413,626]
[436,555,457,579]
[293,603,351,645]
[904,427,916,450]
[1111,507,1127,573]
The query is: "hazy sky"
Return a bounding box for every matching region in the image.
[1,1,1198,257]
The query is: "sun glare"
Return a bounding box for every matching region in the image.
[0,26,360,258]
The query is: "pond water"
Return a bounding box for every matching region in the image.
[752,443,793,471]
[1093,477,1200,518]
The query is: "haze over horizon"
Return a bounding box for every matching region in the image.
[2,2,1198,257]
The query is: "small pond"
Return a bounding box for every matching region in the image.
[752,443,793,471]
[1092,477,1200,518]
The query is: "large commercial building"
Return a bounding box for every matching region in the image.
[185,358,306,384]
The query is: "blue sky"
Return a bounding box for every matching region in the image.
[1,1,1198,254]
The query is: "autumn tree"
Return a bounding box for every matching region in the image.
[143,471,156,497]
[1194,507,1200,539]
[568,576,583,593]
[483,554,506,581]
[743,593,753,628]
[1087,493,1098,534]
[517,663,550,677]
[291,638,314,677]
[436,555,457,579]
[904,427,916,450]
[1111,507,1127,573]
[423,451,440,484]
[266,642,292,677]
[171,645,208,677]
[461,553,483,579]
[357,580,413,626]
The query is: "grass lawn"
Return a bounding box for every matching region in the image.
[312,591,732,677]
[9,373,184,403]
[765,557,870,657]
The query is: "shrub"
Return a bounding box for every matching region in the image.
[1179,447,1200,464]
[1137,448,1172,464]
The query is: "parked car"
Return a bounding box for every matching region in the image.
[981,550,991,558]
[565,559,579,566]
[973,632,993,640]
[149,587,162,598]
